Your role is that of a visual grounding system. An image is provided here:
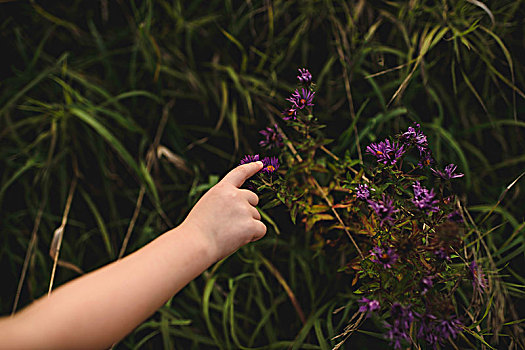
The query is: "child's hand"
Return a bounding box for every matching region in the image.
[181,161,267,261]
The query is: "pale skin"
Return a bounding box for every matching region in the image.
[0,161,266,350]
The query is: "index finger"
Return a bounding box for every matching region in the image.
[221,161,263,188]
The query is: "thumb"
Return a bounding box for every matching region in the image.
[222,161,263,188]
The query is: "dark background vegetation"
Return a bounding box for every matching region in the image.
[1,1,524,348]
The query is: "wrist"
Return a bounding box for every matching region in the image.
[176,220,218,263]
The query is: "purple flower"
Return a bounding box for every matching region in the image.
[401,123,428,152]
[420,276,433,295]
[366,139,406,165]
[384,303,415,349]
[282,107,298,120]
[469,261,487,292]
[431,164,464,180]
[286,88,314,109]
[297,68,312,85]
[261,156,279,174]
[240,154,260,165]
[367,194,399,226]
[418,149,434,168]
[355,184,372,200]
[417,313,439,346]
[434,316,463,342]
[370,246,399,269]
[259,124,284,149]
[412,181,440,213]
[358,297,380,316]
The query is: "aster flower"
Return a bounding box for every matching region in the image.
[367,193,399,226]
[358,297,380,316]
[282,107,298,120]
[286,88,315,109]
[355,184,373,200]
[370,246,399,269]
[417,313,439,346]
[434,316,463,343]
[412,181,440,213]
[261,156,279,174]
[418,149,434,168]
[384,303,415,349]
[259,124,284,149]
[297,68,312,85]
[469,260,488,292]
[366,139,406,165]
[401,123,428,152]
[240,154,260,165]
[431,164,464,180]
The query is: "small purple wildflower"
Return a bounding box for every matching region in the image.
[286,88,315,109]
[401,123,428,152]
[366,139,406,165]
[240,154,260,165]
[259,124,284,149]
[417,313,439,346]
[434,316,463,343]
[297,68,312,85]
[418,149,434,168]
[282,107,298,120]
[412,181,440,213]
[358,297,380,316]
[355,184,372,200]
[370,246,399,269]
[367,193,399,226]
[469,260,488,292]
[431,164,464,180]
[261,156,279,174]
[420,276,433,295]
[385,303,415,349]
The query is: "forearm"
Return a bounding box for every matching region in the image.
[1,224,214,350]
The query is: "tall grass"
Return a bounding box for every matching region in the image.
[1,1,524,348]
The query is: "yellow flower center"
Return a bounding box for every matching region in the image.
[266,165,275,172]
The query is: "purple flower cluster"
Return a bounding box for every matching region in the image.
[366,139,406,165]
[401,123,434,168]
[370,246,399,269]
[367,194,399,226]
[431,164,464,180]
[259,124,284,149]
[385,303,415,349]
[281,68,314,120]
[358,297,380,317]
[402,123,428,151]
[412,181,440,213]
[355,184,372,200]
[239,154,279,174]
[418,314,463,347]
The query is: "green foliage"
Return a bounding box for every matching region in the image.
[1,0,524,348]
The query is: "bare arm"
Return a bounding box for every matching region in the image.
[0,161,266,350]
